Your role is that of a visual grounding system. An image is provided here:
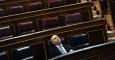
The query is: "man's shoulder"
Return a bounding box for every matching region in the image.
[48,44,56,48]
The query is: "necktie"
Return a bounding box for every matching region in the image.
[58,45,67,54]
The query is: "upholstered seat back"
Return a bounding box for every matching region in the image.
[0,26,13,39]
[42,17,60,29]
[8,6,24,14]
[48,0,63,8]
[28,2,43,11]
[69,34,89,50]
[12,46,35,60]
[0,52,9,60]
[65,13,82,24]
[16,21,34,35]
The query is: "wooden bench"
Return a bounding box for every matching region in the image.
[0,19,107,60]
[51,41,115,60]
[0,2,93,39]
[0,0,92,17]
[0,0,45,16]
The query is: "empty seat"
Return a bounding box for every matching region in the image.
[28,2,43,11]
[0,52,9,60]
[8,6,24,15]
[65,13,82,24]
[48,0,63,8]
[30,43,46,60]
[0,26,13,40]
[42,17,60,29]
[16,21,34,35]
[12,46,35,60]
[69,34,89,50]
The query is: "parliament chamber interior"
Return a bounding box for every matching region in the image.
[0,0,115,60]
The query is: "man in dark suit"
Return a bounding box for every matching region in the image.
[47,35,73,59]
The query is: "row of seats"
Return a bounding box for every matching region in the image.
[0,43,45,60]
[0,0,90,17]
[51,41,115,60]
[0,2,44,16]
[0,19,106,60]
[0,1,92,59]
[0,1,107,60]
[47,33,90,59]
[0,34,89,60]
[43,13,82,29]
[0,13,82,39]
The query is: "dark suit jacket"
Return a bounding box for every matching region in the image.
[47,43,71,59]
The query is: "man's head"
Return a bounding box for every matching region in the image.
[51,35,61,45]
